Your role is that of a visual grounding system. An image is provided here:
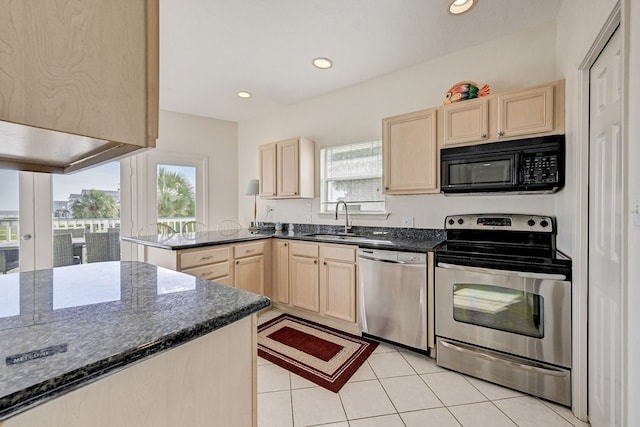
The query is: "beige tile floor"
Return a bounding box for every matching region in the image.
[257,310,589,427]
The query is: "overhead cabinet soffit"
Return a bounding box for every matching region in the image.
[0,0,159,174]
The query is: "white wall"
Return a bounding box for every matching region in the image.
[121,110,238,261]
[154,110,238,227]
[237,23,559,229]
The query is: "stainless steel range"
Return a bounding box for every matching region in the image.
[434,214,572,406]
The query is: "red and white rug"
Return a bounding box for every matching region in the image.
[257,314,378,393]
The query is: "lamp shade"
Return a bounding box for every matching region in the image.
[245,179,260,196]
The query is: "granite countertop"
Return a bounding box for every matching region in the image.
[123,225,445,253]
[0,261,270,421]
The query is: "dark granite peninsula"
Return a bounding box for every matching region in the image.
[0,261,270,426]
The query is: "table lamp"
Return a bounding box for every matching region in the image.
[245,179,260,228]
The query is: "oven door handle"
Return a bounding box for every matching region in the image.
[436,262,567,281]
[439,339,568,377]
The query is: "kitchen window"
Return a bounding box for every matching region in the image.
[320,140,385,214]
[143,151,208,233]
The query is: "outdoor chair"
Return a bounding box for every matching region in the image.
[53,233,78,267]
[0,246,19,274]
[85,232,120,263]
[54,228,85,238]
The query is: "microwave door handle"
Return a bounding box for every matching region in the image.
[436,262,567,281]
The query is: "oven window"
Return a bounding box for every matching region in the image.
[453,284,543,338]
[448,159,512,185]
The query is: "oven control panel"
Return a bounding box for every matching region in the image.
[444,214,554,232]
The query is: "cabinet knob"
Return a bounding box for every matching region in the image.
[294,192,298,195]
[481,134,487,138]
[236,260,239,264]
[385,187,389,190]
[323,261,327,265]
[284,243,287,246]
[498,131,505,137]
[314,260,318,264]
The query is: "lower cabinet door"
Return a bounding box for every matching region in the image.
[290,255,320,312]
[321,260,356,322]
[234,255,264,295]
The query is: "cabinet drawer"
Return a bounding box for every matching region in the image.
[234,241,265,259]
[182,261,230,281]
[320,244,356,263]
[290,242,319,258]
[180,246,230,269]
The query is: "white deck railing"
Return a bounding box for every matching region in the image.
[0,217,196,243]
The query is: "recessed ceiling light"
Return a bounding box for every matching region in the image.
[312,57,333,69]
[449,0,475,14]
[237,91,252,99]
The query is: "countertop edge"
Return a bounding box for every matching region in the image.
[123,232,443,253]
[0,296,270,421]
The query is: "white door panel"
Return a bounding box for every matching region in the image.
[589,27,623,427]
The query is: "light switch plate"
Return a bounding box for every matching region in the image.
[402,216,414,227]
[633,196,640,227]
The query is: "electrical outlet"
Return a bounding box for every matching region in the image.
[306,203,312,212]
[304,215,312,223]
[402,216,414,228]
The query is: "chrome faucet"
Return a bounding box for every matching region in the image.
[335,200,351,234]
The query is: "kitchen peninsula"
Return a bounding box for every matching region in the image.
[0,261,270,426]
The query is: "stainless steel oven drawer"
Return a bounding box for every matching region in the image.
[437,337,571,406]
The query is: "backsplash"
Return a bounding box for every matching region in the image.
[260,222,446,241]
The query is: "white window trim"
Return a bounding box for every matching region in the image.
[144,150,208,228]
[319,140,385,215]
[317,211,390,220]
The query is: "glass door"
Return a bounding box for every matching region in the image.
[52,162,121,265]
[0,170,21,274]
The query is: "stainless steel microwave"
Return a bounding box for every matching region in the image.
[440,135,565,195]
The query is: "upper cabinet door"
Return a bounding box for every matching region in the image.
[258,137,314,199]
[383,108,439,194]
[497,84,554,139]
[259,143,277,197]
[442,98,489,147]
[0,0,159,173]
[277,138,300,197]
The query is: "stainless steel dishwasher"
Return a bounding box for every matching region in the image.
[358,248,427,351]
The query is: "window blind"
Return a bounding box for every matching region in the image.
[320,140,385,213]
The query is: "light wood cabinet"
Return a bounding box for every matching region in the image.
[442,80,565,148]
[144,240,269,293]
[0,0,159,174]
[496,84,555,139]
[234,242,265,294]
[289,242,320,312]
[283,241,357,324]
[259,143,277,197]
[383,108,439,194]
[442,98,489,146]
[147,245,233,286]
[259,137,315,199]
[320,244,357,323]
[272,240,290,304]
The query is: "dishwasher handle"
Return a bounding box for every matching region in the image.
[358,253,406,264]
[358,249,426,265]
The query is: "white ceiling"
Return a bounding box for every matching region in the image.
[159,0,563,122]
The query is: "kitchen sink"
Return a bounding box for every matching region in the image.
[304,233,393,245]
